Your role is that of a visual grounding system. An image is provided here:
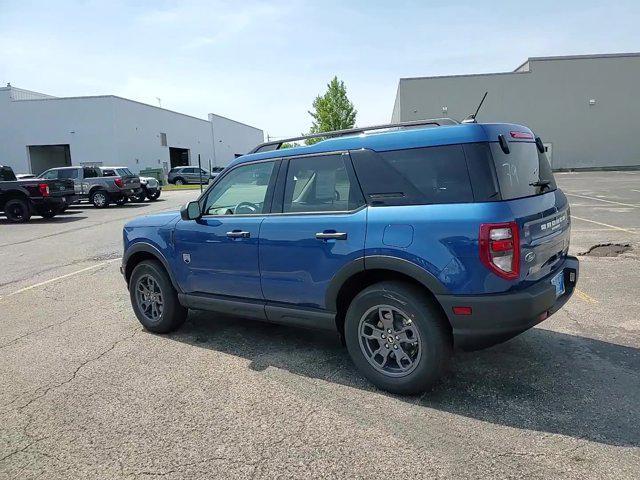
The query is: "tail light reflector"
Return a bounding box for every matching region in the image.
[453,306,473,316]
[38,183,50,197]
[479,222,520,280]
[114,178,124,188]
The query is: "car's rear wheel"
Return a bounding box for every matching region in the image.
[129,260,187,333]
[91,190,109,208]
[131,191,147,202]
[147,190,160,201]
[344,281,451,394]
[4,198,31,223]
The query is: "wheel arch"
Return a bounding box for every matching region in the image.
[328,256,451,337]
[1,190,29,209]
[123,242,182,294]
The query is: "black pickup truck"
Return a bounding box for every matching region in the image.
[0,165,77,223]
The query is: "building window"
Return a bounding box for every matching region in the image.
[160,133,167,147]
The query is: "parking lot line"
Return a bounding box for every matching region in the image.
[1,258,121,299]
[564,193,640,208]
[575,288,598,304]
[570,215,637,234]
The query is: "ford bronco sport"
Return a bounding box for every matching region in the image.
[122,119,578,394]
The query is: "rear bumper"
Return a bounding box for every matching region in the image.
[436,256,579,350]
[31,194,77,208]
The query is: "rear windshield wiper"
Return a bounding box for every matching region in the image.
[529,179,551,191]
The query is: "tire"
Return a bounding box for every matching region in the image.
[174,178,185,186]
[60,205,68,213]
[90,190,110,208]
[4,198,31,223]
[131,191,147,203]
[147,190,160,201]
[344,281,452,395]
[129,260,187,333]
[115,197,127,206]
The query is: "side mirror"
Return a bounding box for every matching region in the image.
[181,201,201,221]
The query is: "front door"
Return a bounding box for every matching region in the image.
[174,160,278,299]
[260,153,367,310]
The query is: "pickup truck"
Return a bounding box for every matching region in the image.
[39,166,141,208]
[0,165,76,222]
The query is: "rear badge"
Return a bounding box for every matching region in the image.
[525,251,536,263]
[182,253,191,264]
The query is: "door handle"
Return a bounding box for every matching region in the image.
[226,230,250,239]
[315,232,347,240]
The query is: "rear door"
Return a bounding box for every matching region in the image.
[260,153,367,310]
[174,160,278,299]
[488,137,569,283]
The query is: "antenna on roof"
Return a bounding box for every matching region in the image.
[461,91,488,123]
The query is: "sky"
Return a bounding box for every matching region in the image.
[1,0,639,139]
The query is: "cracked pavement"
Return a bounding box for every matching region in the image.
[0,174,639,478]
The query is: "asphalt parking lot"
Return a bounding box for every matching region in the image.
[1,172,639,479]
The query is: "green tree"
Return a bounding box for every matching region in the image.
[306,76,357,145]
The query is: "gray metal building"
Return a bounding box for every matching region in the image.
[391,53,640,170]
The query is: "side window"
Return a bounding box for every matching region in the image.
[283,154,364,213]
[351,145,474,205]
[41,170,58,180]
[58,168,79,180]
[83,167,98,178]
[184,167,196,174]
[202,161,275,215]
[101,169,117,177]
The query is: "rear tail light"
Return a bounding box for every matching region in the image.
[38,183,50,197]
[479,221,520,280]
[114,178,124,188]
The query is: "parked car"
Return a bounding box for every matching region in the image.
[39,166,141,208]
[211,166,224,178]
[130,176,162,202]
[121,119,578,394]
[1,165,76,222]
[168,166,214,185]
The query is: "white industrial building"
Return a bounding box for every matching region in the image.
[0,85,264,175]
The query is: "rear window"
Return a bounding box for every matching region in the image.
[351,145,474,205]
[1,166,16,181]
[490,141,557,200]
[116,168,133,176]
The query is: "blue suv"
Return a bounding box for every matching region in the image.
[122,119,578,394]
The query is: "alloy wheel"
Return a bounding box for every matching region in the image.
[358,305,421,377]
[135,274,164,322]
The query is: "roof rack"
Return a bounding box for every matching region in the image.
[250,117,459,154]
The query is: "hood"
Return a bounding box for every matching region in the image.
[125,211,180,228]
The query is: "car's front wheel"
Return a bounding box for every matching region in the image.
[129,260,187,333]
[174,178,185,186]
[344,281,451,394]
